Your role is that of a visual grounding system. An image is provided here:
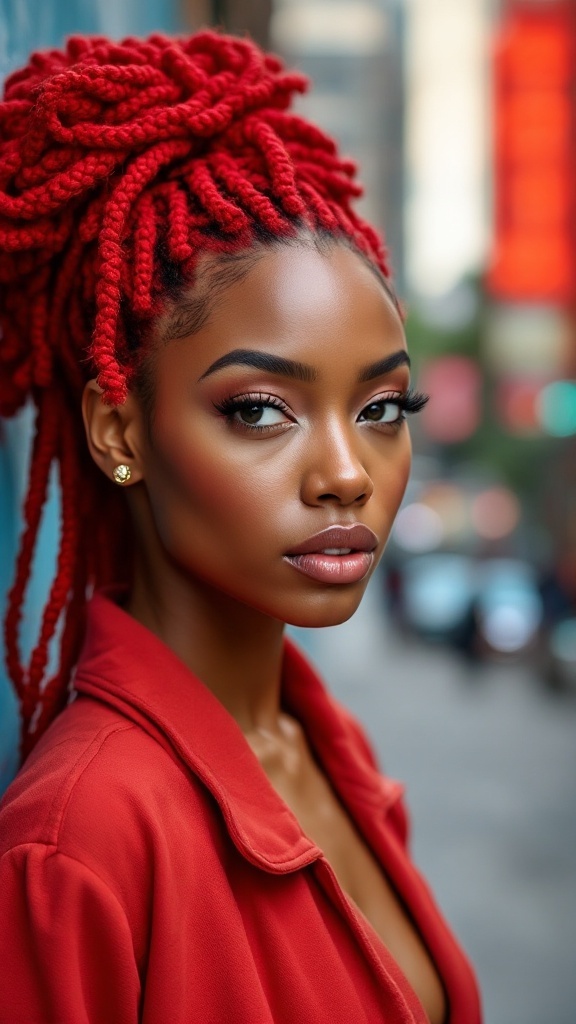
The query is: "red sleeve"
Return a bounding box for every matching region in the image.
[0,843,140,1024]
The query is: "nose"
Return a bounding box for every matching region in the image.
[300,421,374,507]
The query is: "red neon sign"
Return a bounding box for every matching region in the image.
[486,2,576,303]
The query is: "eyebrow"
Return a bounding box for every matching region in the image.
[198,347,410,384]
[357,350,411,381]
[199,349,317,383]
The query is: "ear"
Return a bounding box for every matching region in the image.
[82,380,145,485]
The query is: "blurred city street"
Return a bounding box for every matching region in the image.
[291,570,576,1024]
[1,2,575,1022]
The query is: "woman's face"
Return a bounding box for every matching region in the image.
[138,242,415,627]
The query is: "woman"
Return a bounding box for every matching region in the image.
[0,32,481,1024]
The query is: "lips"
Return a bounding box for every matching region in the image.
[284,525,378,585]
[286,524,378,557]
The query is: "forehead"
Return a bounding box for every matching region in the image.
[148,244,407,406]
[183,244,405,365]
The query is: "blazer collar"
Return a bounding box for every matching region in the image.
[73,591,401,872]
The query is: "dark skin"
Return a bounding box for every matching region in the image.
[83,243,446,1024]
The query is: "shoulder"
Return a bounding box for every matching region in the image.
[0,694,230,980]
[1,697,132,847]
[0,695,217,883]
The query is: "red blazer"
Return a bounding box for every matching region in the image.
[0,593,481,1023]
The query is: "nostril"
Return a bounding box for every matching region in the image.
[318,491,368,504]
[300,454,373,508]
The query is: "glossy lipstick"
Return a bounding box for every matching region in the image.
[284,525,378,584]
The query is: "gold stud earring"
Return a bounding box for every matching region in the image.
[112,464,131,485]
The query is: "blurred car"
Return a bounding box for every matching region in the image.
[385,554,544,663]
[392,553,476,646]
[542,618,576,692]
[474,559,543,659]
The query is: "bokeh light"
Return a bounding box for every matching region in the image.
[471,486,521,540]
[420,357,482,443]
[392,503,444,553]
[537,381,576,437]
[482,605,538,653]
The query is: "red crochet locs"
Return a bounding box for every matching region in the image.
[0,31,390,762]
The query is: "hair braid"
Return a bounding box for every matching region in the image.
[164,182,194,262]
[25,407,80,724]
[187,162,249,234]
[92,137,192,404]
[0,30,392,761]
[131,192,159,316]
[4,392,60,704]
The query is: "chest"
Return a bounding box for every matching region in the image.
[252,736,447,1024]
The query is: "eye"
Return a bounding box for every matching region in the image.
[359,399,402,425]
[236,404,288,426]
[213,392,293,433]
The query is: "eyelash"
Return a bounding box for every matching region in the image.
[214,389,429,434]
[363,388,429,421]
[214,392,292,430]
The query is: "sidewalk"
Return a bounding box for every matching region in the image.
[290,575,576,1024]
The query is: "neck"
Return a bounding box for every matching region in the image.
[126,555,286,734]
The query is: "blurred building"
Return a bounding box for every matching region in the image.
[271,0,405,290]
[404,0,492,301]
[401,0,576,588]
[182,0,272,46]
[484,0,576,573]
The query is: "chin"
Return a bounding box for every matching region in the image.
[281,590,367,630]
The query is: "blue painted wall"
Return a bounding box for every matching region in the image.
[0,0,183,793]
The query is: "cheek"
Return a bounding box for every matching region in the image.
[182,441,290,520]
[146,424,290,558]
[376,435,412,520]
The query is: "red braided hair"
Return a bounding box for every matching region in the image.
[0,31,391,762]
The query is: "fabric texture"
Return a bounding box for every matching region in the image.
[0,592,482,1023]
